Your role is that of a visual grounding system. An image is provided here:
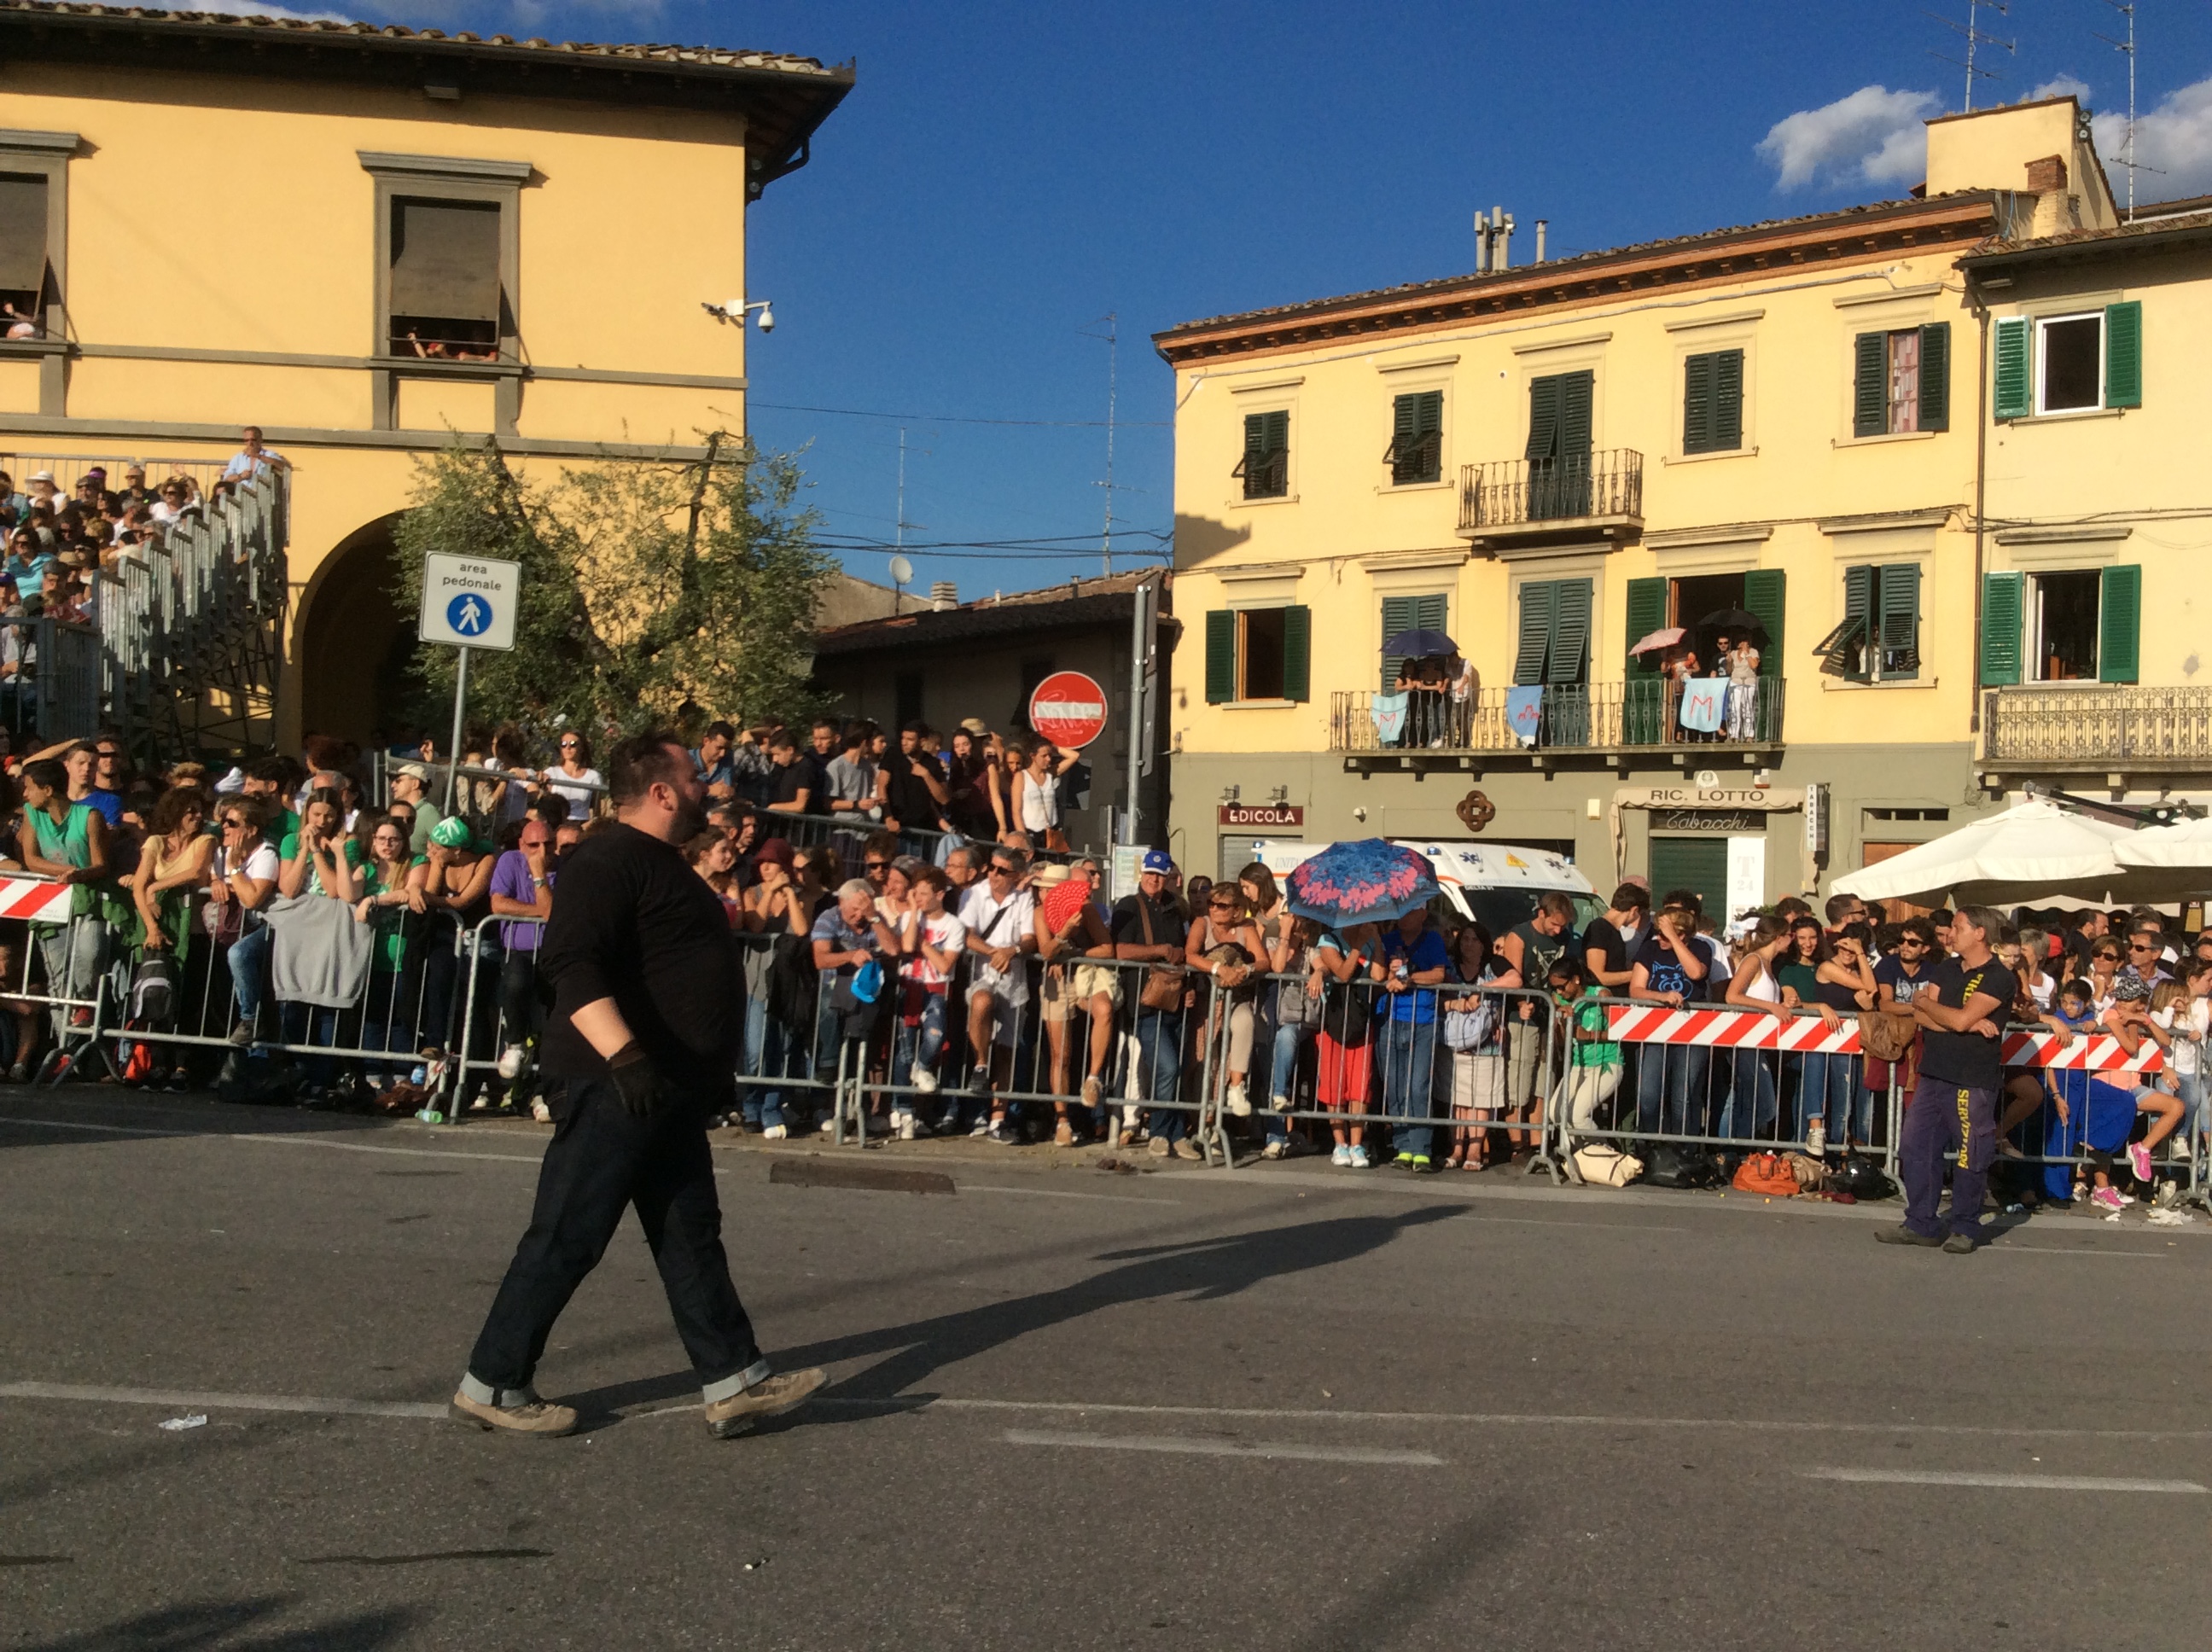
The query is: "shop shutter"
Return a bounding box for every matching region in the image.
[1877,562,1921,680]
[389,197,501,322]
[1978,572,2023,686]
[2098,564,2141,683]
[1623,576,1668,678]
[1281,604,1311,702]
[1743,567,1785,680]
[1511,582,1556,686]
[1649,835,1731,922]
[0,175,47,291]
[1852,331,1887,437]
[2104,301,2143,409]
[1917,323,1951,431]
[1204,609,1236,703]
[1993,317,2031,421]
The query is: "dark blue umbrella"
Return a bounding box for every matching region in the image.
[1382,627,1457,659]
[1284,839,1440,928]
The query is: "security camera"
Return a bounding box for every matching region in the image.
[755,304,774,334]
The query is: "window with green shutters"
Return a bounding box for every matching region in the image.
[1623,577,1668,678]
[1380,592,1448,690]
[1996,303,2144,420]
[1814,564,1919,682]
[1681,349,1743,454]
[1385,390,1443,486]
[1510,579,1592,686]
[1851,323,1949,435]
[1234,410,1289,499]
[1743,567,1785,680]
[1204,605,1311,702]
[1525,370,1594,519]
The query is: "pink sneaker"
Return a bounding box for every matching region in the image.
[2091,1185,2126,1214]
[2128,1142,2154,1184]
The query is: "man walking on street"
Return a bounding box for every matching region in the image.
[1880,905,2017,1255]
[451,730,826,1439]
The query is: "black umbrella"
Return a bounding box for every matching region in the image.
[1697,607,1767,644]
[1382,627,1457,658]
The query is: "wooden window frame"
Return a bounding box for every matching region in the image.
[0,128,78,416]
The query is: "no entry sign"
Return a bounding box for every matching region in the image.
[1028,670,1108,749]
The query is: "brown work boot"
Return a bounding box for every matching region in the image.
[703,1368,829,1439]
[449,1387,579,1437]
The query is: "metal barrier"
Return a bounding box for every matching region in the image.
[1987,1021,2189,1206]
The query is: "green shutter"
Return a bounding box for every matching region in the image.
[1511,581,1556,686]
[1743,567,1785,680]
[2104,300,2142,409]
[1415,591,1449,634]
[1623,576,1668,678]
[1682,352,1714,455]
[1204,609,1236,703]
[1559,369,1593,456]
[1819,565,1874,678]
[1525,375,1561,461]
[1549,579,1592,686]
[1241,412,1265,472]
[1712,348,1743,451]
[1853,331,1886,437]
[2099,564,2141,683]
[1993,317,2031,421]
[1389,390,1442,484]
[1877,562,1921,681]
[1379,594,1417,690]
[1281,604,1310,701]
[1918,323,1950,431]
[1979,572,2023,686]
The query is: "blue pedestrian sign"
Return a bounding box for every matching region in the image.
[448,593,492,637]
[419,553,519,651]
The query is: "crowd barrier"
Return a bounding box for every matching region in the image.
[6,867,2201,1209]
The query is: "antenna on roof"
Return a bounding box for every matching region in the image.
[2096,0,2160,221]
[893,426,929,613]
[1080,311,1136,579]
[1926,1,2012,113]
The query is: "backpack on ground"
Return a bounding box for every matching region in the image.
[1640,1142,1723,1190]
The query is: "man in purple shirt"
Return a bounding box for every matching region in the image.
[489,820,556,1095]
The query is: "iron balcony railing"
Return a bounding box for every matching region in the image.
[1331,678,1785,754]
[1982,685,2212,764]
[1458,448,1643,532]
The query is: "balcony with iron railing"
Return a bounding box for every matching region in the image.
[1458,449,1644,547]
[1331,678,1785,763]
[1981,684,2212,774]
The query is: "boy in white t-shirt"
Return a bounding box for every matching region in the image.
[894,865,967,1136]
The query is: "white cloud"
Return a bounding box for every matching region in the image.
[2031,73,2093,103]
[189,2,358,20]
[1758,85,1944,190]
[2093,74,2212,200]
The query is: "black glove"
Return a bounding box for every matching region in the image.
[608,1043,661,1120]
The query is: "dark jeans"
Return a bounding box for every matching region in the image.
[1900,1073,1996,1239]
[498,946,541,1049]
[466,1075,762,1393]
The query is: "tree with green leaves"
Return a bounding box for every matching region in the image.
[389,433,835,739]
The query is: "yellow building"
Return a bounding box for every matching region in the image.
[0,2,849,745]
[1155,97,2125,911]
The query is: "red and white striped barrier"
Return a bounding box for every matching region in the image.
[2000,1030,2163,1073]
[0,875,76,924]
[1604,1003,1862,1056]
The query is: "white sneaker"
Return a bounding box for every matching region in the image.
[762,1124,788,1140]
[1225,1082,1251,1118]
[496,1044,526,1080]
[1331,1143,1352,1167]
[1262,1140,1285,1160]
[910,1066,939,1095]
[1271,1094,1293,1113]
[969,1114,990,1137]
[896,1114,917,1142]
[819,1118,835,1135]
[1348,1144,1371,1168]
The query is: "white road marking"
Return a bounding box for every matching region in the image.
[0,1380,445,1421]
[1004,1428,1441,1466]
[1807,1468,2207,1493]
[0,1114,544,1166]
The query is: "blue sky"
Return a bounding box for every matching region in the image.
[289,0,2212,597]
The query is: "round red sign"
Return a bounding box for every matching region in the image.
[1027,670,1109,749]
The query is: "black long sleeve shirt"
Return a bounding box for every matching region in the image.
[538,823,741,1092]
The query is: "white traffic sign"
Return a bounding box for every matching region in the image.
[419,554,520,651]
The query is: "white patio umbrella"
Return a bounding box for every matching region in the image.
[1830,799,2132,906]
[2114,813,2212,870]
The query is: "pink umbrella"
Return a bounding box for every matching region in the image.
[1628,626,1686,655]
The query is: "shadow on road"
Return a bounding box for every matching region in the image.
[568,1204,1465,1424]
[16,1595,413,1651]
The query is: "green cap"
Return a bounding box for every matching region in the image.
[429,815,474,849]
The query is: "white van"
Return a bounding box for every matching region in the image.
[1248,839,1600,935]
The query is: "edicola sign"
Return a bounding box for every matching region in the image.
[420,554,520,652]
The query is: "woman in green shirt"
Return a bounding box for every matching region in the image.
[276,789,362,902]
[352,812,427,1105]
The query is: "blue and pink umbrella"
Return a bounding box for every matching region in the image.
[1284,839,1439,928]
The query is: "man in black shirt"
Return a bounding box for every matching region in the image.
[1580,881,1647,992]
[1882,905,2017,1253]
[762,731,814,817]
[452,731,825,1439]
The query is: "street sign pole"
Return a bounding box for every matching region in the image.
[444,645,469,814]
[1123,574,1159,845]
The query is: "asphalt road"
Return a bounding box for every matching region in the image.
[3,1091,2208,1650]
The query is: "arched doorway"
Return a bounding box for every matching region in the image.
[298,513,416,743]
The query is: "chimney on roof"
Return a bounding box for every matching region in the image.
[1534,219,1547,262]
[929,579,957,612]
[2025,154,2068,193]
